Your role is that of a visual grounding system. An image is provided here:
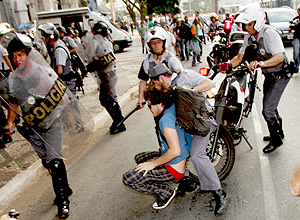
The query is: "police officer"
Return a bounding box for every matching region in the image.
[4,35,72,218]
[137,26,183,107]
[90,21,126,134]
[148,64,227,216]
[38,23,77,96]
[289,5,300,73]
[230,3,290,153]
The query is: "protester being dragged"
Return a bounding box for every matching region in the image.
[148,63,227,216]
[123,83,192,210]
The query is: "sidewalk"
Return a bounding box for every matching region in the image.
[0,47,142,212]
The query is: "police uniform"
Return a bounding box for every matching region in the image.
[138,51,183,81]
[54,40,76,95]
[240,25,290,149]
[94,34,125,133]
[62,35,77,50]
[0,45,11,77]
[170,69,221,191]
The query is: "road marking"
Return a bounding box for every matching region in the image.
[252,103,279,220]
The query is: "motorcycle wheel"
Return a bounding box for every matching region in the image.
[187,125,235,183]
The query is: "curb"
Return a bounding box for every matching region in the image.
[0,84,139,214]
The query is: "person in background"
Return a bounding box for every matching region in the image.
[39,24,77,96]
[190,19,202,66]
[195,11,208,46]
[73,29,81,46]
[163,24,176,55]
[130,22,134,35]
[289,5,300,73]
[138,21,148,54]
[177,16,191,61]
[0,44,14,76]
[148,18,154,28]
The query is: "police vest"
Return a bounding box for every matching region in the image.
[247,25,288,74]
[148,52,173,70]
[54,44,73,77]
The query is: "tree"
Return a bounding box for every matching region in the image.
[104,0,147,22]
[146,0,180,16]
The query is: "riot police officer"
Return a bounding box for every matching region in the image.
[38,23,77,96]
[4,35,72,218]
[137,26,183,108]
[89,21,126,134]
[230,3,290,153]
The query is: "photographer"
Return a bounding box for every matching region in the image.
[289,5,300,73]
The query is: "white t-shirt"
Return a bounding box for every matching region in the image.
[0,44,9,70]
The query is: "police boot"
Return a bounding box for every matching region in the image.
[106,102,126,134]
[48,159,72,218]
[263,116,284,141]
[176,176,199,196]
[263,124,283,154]
[212,189,227,216]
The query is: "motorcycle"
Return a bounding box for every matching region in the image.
[187,56,260,183]
[207,20,244,68]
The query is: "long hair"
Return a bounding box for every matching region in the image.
[144,82,174,109]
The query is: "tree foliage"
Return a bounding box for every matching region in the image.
[146,0,180,15]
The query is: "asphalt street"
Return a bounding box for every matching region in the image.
[1,34,300,219]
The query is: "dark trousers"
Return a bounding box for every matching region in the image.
[262,75,290,131]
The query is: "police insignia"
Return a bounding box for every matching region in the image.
[260,48,266,56]
[99,52,116,66]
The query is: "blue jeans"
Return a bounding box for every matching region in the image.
[179,38,190,60]
[292,38,300,70]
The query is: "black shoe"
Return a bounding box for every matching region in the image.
[0,139,5,149]
[54,187,73,205]
[152,189,176,209]
[262,141,282,153]
[181,58,185,61]
[110,123,126,134]
[57,200,70,218]
[213,189,227,216]
[263,132,284,141]
[176,176,198,196]
[2,134,12,144]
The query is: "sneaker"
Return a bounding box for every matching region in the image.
[152,188,176,210]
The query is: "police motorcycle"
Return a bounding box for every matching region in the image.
[187,45,262,183]
[0,33,95,160]
[207,20,243,68]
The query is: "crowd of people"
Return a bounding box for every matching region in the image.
[1,2,300,219]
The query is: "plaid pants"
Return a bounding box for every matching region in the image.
[123,151,177,200]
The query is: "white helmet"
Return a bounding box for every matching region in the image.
[145,26,168,54]
[235,2,265,32]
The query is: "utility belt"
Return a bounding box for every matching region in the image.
[263,61,294,80]
[59,71,76,81]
